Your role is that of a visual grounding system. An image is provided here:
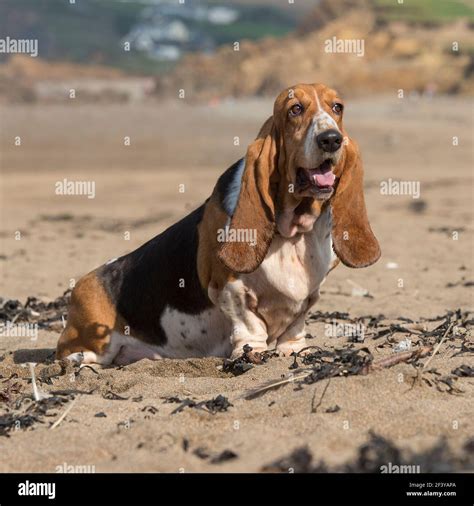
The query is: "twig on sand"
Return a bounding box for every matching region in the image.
[412,322,454,387]
[243,370,313,400]
[50,398,77,430]
[422,322,454,372]
[364,346,433,374]
[244,345,434,400]
[28,363,40,402]
[311,379,331,413]
[28,362,50,401]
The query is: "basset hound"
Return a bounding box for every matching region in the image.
[56,83,381,365]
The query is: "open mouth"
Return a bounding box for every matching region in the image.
[296,159,336,195]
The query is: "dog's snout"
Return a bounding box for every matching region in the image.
[316,129,343,153]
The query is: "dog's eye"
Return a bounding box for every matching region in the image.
[289,103,303,117]
[332,103,344,115]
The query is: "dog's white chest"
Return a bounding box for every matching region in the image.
[158,208,335,357]
[241,207,335,338]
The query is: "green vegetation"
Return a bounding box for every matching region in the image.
[373,0,474,24]
[0,0,154,72]
[1,0,472,75]
[0,0,295,74]
[195,21,292,45]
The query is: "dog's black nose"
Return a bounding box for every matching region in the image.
[316,129,343,153]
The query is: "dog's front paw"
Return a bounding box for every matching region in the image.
[230,343,267,362]
[276,338,309,357]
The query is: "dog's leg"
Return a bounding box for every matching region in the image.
[112,333,162,366]
[276,291,321,356]
[213,279,268,359]
[56,272,120,366]
[65,351,101,365]
[275,312,308,356]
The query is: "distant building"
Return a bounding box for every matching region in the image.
[123,1,239,61]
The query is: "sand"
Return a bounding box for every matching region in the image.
[0,96,472,472]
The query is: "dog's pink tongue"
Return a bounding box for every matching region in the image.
[313,171,335,187]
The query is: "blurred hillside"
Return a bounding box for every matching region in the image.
[156,0,474,99]
[0,0,299,72]
[0,0,473,102]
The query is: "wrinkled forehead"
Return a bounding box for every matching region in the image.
[274,83,339,113]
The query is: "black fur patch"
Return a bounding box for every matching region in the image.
[216,157,245,217]
[97,205,212,345]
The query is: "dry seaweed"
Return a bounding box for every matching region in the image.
[169,398,197,414]
[102,390,129,401]
[210,449,238,464]
[222,344,274,376]
[300,347,373,384]
[141,405,158,416]
[345,431,401,472]
[306,311,351,323]
[182,438,189,452]
[245,344,436,400]
[244,346,373,400]
[0,391,74,436]
[0,290,71,330]
[446,279,474,288]
[167,394,233,415]
[0,379,22,404]
[0,412,42,437]
[193,447,211,460]
[203,394,233,413]
[307,308,471,349]
[29,394,71,416]
[421,370,465,395]
[262,446,314,473]
[162,396,181,404]
[192,447,238,464]
[262,432,474,473]
[452,365,474,377]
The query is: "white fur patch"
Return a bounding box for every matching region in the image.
[66,351,98,364]
[304,89,341,165]
[159,305,231,358]
[241,205,333,341]
[66,333,162,366]
[304,113,339,163]
[111,333,162,365]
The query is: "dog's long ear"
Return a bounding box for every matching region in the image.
[217,118,279,273]
[331,138,381,268]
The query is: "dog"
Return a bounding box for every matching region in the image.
[56,83,381,365]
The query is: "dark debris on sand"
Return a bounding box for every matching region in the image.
[262,432,474,473]
[222,344,277,376]
[0,290,71,331]
[245,309,472,400]
[0,392,74,437]
[261,446,315,473]
[244,345,376,400]
[290,346,373,384]
[421,369,465,395]
[102,390,129,401]
[452,365,474,377]
[162,394,233,415]
[307,308,472,349]
[193,446,238,464]
[0,378,22,403]
[0,412,42,437]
